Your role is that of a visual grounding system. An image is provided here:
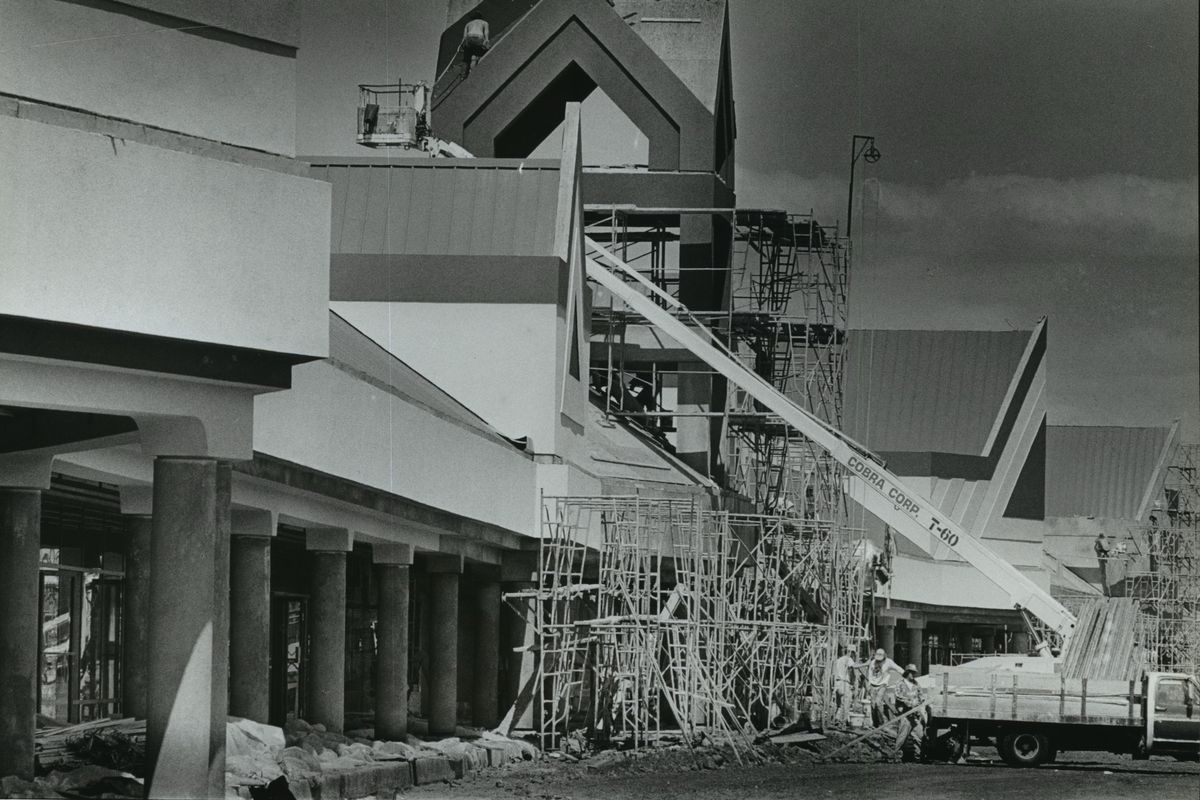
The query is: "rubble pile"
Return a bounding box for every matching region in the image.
[226,718,538,800]
[0,765,142,800]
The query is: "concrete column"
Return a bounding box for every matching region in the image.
[229,510,275,722]
[374,544,413,741]
[876,616,896,658]
[956,628,973,657]
[473,577,502,729]
[145,458,230,800]
[676,361,714,476]
[0,489,42,780]
[121,514,153,719]
[307,529,353,733]
[498,581,534,722]
[1011,629,1031,655]
[907,618,926,674]
[428,555,464,736]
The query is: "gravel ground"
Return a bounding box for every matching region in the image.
[403,738,1200,800]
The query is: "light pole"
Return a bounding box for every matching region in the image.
[846,134,881,240]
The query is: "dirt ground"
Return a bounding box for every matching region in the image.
[405,742,1200,800]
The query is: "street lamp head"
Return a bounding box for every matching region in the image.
[864,144,881,164]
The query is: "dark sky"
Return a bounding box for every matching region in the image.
[296,0,1199,440]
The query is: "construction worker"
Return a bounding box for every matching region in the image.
[461,11,490,76]
[892,664,926,761]
[831,646,855,727]
[860,648,904,727]
[1094,532,1112,596]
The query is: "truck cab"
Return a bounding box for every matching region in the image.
[1145,672,1200,758]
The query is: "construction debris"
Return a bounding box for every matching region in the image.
[34,718,146,775]
[223,717,540,799]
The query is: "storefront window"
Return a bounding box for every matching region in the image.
[38,548,124,724]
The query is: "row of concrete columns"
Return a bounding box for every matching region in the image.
[0,461,506,796]
[875,616,1036,673]
[875,616,926,672]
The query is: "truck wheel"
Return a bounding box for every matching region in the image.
[999,731,1050,767]
[1132,736,1149,761]
[927,728,966,762]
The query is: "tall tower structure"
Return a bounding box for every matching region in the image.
[431,0,736,478]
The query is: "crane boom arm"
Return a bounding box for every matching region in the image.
[583,236,1076,646]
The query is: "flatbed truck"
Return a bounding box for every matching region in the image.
[923,668,1200,765]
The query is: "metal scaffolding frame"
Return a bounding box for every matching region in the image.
[532,495,868,755]
[582,206,853,522]
[572,204,867,753]
[1126,443,1200,675]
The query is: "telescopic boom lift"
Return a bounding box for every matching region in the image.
[583,236,1077,655]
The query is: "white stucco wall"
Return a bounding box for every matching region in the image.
[0,114,330,357]
[0,0,297,154]
[253,360,537,536]
[889,552,1050,610]
[332,301,564,454]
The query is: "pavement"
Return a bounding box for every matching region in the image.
[404,748,1200,800]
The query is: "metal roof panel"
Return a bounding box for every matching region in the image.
[1046,425,1173,519]
[308,160,562,257]
[844,329,1031,455]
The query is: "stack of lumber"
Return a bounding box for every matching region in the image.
[34,716,146,771]
[1061,597,1144,681]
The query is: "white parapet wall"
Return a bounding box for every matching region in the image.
[0,113,330,359]
[0,0,299,155]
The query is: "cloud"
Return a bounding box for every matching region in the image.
[877,174,1198,241]
[736,167,1199,263]
[736,165,1199,439]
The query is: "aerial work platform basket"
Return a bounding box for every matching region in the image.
[357,82,430,148]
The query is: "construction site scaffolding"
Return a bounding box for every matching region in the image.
[1126,443,1200,676]
[519,206,869,752]
[528,495,868,755]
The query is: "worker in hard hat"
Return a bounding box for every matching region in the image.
[1094,532,1112,596]
[831,646,856,728]
[892,663,926,761]
[862,648,904,727]
[461,11,490,76]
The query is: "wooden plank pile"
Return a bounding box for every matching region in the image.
[34,717,146,772]
[1061,597,1144,681]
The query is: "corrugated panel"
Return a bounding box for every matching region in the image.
[311,159,561,257]
[844,330,1030,455]
[1046,425,1171,518]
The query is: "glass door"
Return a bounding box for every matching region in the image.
[39,571,76,722]
[270,596,308,725]
[38,567,123,723]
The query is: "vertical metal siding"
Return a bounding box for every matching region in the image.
[844,329,1030,454]
[308,160,562,257]
[1046,426,1170,519]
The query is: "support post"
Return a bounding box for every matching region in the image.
[907,617,926,673]
[229,510,275,722]
[427,555,464,736]
[473,576,502,729]
[122,514,153,719]
[145,457,230,800]
[374,544,413,740]
[307,528,353,733]
[877,616,896,658]
[0,488,43,780]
